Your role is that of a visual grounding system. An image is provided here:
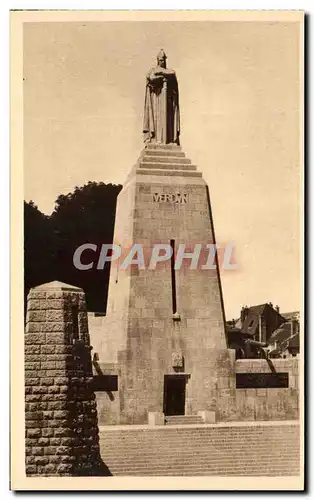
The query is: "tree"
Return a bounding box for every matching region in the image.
[24,201,56,313]
[50,182,122,312]
[24,182,122,314]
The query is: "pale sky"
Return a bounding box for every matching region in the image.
[23,20,301,319]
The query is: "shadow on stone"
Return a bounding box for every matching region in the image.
[82,459,112,477]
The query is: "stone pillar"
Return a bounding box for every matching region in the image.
[25,281,104,476]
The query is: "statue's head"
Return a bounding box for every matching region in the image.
[157,49,167,68]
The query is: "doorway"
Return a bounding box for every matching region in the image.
[163,375,186,416]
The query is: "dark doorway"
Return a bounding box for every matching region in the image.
[163,375,186,416]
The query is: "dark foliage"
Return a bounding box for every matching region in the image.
[24,182,122,313]
[24,201,57,314]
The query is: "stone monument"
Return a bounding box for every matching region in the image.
[91,52,237,424]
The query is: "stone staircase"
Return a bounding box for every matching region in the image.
[165,415,204,425]
[127,143,202,181]
[99,422,300,476]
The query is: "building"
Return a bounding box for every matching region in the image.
[227,305,300,359]
[267,311,300,358]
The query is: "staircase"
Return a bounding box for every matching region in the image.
[99,422,300,476]
[127,143,202,183]
[165,415,204,425]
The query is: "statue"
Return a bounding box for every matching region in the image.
[143,50,180,145]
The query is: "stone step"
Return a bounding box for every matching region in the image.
[109,472,300,477]
[100,424,296,432]
[101,443,299,456]
[99,423,300,476]
[136,168,202,178]
[102,449,299,463]
[165,415,204,425]
[144,143,181,151]
[138,161,196,171]
[100,426,295,437]
[141,155,192,165]
[101,439,296,448]
[165,420,204,425]
[105,464,300,475]
[107,467,300,477]
[103,460,300,471]
[108,472,300,477]
[101,441,298,451]
[100,427,296,437]
[103,457,298,476]
[101,441,299,457]
[104,457,299,469]
[144,149,186,157]
[100,434,297,446]
[101,443,298,456]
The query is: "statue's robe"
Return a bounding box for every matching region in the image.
[143,66,180,145]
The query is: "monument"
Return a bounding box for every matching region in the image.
[21,37,301,480]
[90,51,237,424]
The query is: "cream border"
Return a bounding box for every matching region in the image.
[10,9,304,491]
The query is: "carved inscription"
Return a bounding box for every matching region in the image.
[153,193,188,204]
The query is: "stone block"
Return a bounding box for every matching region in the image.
[41,429,54,438]
[26,428,41,439]
[54,377,69,385]
[45,291,64,299]
[198,410,216,424]
[41,322,67,333]
[43,299,66,310]
[25,465,37,475]
[28,291,47,300]
[25,362,41,371]
[45,334,66,345]
[57,464,72,474]
[37,438,51,446]
[27,299,43,310]
[148,411,165,426]
[53,428,71,437]
[31,447,45,456]
[27,310,46,322]
[46,310,65,322]
[42,463,58,475]
[25,378,40,386]
[34,456,50,466]
[25,394,41,402]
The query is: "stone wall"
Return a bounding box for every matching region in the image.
[235,358,299,421]
[25,281,108,476]
[93,353,300,425]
